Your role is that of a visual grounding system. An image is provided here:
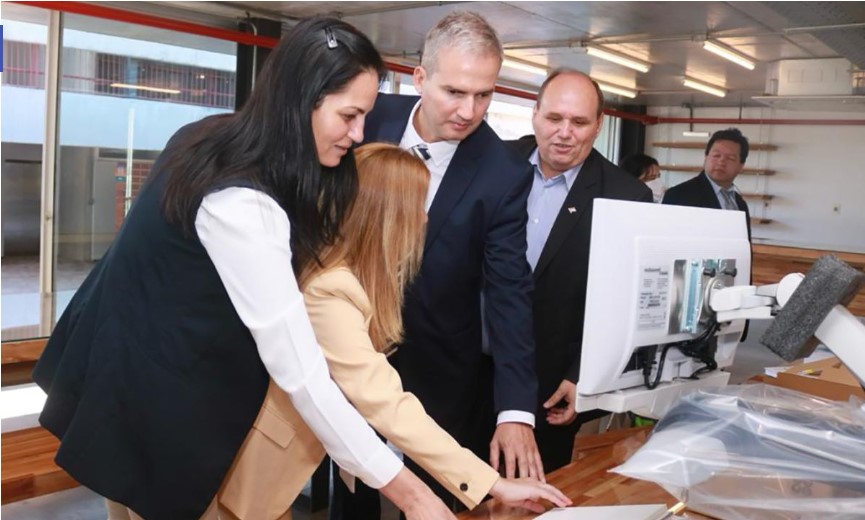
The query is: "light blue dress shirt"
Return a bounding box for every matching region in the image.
[526,148,582,271]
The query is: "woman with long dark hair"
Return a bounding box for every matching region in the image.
[34,18,451,520]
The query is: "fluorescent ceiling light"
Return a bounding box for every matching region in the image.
[585,46,651,73]
[683,131,710,137]
[702,40,756,70]
[109,83,181,95]
[502,57,548,76]
[683,78,727,98]
[596,81,638,99]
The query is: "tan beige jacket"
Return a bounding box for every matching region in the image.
[219,267,499,519]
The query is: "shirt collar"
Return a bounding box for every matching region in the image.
[705,172,737,195]
[401,101,459,168]
[529,147,581,191]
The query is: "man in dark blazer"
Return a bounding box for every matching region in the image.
[662,127,752,239]
[507,69,653,472]
[330,12,540,518]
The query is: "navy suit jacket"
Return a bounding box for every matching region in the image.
[363,94,537,438]
[662,171,751,239]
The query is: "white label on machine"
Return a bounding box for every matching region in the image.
[637,265,669,330]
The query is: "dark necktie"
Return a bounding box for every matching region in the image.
[411,143,431,161]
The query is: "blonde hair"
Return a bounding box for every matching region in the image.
[299,143,430,351]
[421,11,503,74]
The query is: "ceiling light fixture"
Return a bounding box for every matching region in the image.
[683,78,727,98]
[585,46,651,73]
[683,131,710,137]
[110,83,181,95]
[702,40,756,70]
[595,81,638,99]
[502,57,548,76]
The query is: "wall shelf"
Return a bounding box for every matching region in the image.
[751,217,774,225]
[740,193,774,201]
[659,165,775,176]
[653,141,779,151]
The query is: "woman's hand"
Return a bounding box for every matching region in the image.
[379,467,457,519]
[488,477,572,513]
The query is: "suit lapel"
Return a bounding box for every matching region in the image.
[424,138,480,249]
[697,171,723,209]
[533,151,602,281]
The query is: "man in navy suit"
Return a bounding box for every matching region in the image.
[662,128,752,238]
[329,12,540,518]
[507,70,652,472]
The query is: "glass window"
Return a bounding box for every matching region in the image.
[0,10,240,340]
[2,4,50,341]
[486,93,534,141]
[51,13,238,324]
[595,114,622,163]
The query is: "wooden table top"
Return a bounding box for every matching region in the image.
[457,427,683,519]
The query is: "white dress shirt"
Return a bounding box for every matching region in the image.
[398,101,534,428]
[399,102,459,212]
[195,187,402,489]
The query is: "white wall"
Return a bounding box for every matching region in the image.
[646,106,865,254]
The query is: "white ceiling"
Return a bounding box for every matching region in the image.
[101,2,865,107]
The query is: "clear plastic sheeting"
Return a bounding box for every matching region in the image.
[612,384,865,520]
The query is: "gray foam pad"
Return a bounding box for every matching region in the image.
[760,255,865,362]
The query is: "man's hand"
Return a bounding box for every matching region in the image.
[489,422,544,481]
[543,379,577,426]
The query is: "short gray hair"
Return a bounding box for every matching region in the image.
[421,11,503,73]
[537,68,605,118]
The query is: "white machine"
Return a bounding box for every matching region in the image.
[576,199,865,419]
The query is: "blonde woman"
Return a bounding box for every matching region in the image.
[218,143,570,519]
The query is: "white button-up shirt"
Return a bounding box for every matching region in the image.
[196,188,402,488]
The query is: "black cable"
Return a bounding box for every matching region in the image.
[642,318,722,389]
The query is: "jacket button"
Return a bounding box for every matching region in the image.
[459,483,468,492]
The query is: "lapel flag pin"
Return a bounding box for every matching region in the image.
[567,207,576,214]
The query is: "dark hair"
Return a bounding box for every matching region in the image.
[705,128,749,164]
[619,153,659,179]
[536,68,605,118]
[159,17,386,270]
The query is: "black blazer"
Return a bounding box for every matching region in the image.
[662,171,752,239]
[363,95,537,438]
[507,136,653,407]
